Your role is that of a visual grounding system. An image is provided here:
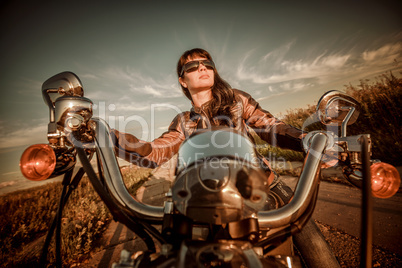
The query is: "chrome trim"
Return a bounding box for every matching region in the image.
[341,106,355,137]
[302,130,335,153]
[42,72,84,124]
[93,118,164,221]
[342,166,363,188]
[54,96,93,130]
[316,90,360,127]
[337,134,371,153]
[257,133,328,228]
[172,158,268,224]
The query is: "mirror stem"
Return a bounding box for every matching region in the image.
[341,106,355,137]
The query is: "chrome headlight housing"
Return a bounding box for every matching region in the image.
[172,130,269,224]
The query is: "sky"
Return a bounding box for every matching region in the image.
[0,0,401,187]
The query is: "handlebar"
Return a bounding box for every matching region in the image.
[258,133,327,228]
[90,119,327,227]
[90,118,164,221]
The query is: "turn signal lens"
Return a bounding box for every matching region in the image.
[20,144,56,181]
[371,162,401,198]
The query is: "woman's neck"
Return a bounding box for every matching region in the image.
[190,88,213,108]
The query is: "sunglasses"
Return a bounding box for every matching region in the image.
[180,60,215,76]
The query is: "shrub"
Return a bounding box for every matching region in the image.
[345,72,402,166]
[259,72,402,166]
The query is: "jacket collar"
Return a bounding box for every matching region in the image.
[190,99,213,116]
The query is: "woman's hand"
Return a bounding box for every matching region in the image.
[111,129,152,157]
[321,149,339,169]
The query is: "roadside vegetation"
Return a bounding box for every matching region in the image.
[1,72,400,266]
[258,72,402,167]
[0,166,151,267]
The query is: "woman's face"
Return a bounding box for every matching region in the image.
[179,56,215,93]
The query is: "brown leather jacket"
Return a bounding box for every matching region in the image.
[112,89,304,170]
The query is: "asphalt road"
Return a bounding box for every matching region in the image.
[281,176,402,256]
[86,173,402,267]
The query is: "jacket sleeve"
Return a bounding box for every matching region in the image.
[112,113,187,167]
[236,89,305,152]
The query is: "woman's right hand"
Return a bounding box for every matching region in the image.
[111,129,152,157]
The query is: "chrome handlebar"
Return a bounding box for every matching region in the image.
[86,119,328,227]
[92,118,164,221]
[258,133,327,228]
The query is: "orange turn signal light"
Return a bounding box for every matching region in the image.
[371,162,401,198]
[20,144,56,181]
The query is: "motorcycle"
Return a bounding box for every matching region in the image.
[20,72,401,267]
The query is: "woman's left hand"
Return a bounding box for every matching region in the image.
[321,150,339,169]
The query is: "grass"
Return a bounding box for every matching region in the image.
[0,165,152,267]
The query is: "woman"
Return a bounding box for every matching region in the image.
[113,48,304,193]
[112,48,339,267]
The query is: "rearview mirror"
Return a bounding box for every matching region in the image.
[42,71,84,110]
[316,90,361,137]
[41,72,84,128]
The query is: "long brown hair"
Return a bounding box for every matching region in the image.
[177,48,237,124]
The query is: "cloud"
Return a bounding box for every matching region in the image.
[237,50,351,85]
[101,66,182,98]
[91,102,151,117]
[236,41,402,93]
[80,73,99,80]
[0,124,47,149]
[256,81,314,102]
[362,42,402,64]
[129,84,163,97]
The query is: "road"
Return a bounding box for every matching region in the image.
[85,174,402,267]
[281,176,402,256]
